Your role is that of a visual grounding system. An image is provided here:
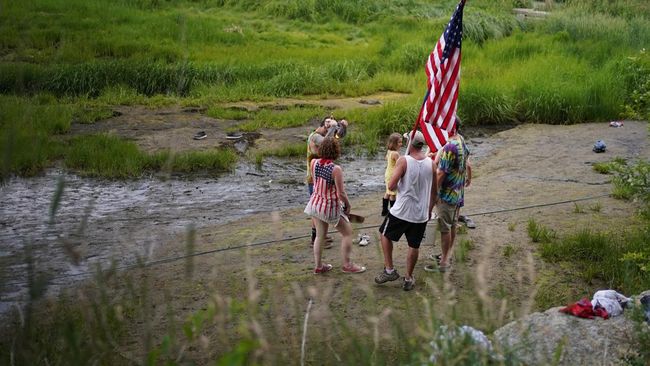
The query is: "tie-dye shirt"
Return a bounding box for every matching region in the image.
[438,135,470,207]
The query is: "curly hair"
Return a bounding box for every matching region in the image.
[318,137,340,160]
[387,132,402,151]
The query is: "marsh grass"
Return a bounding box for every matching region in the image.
[539,228,650,295]
[238,105,326,132]
[0,96,71,179]
[206,106,249,121]
[456,238,474,262]
[502,244,516,258]
[526,218,556,243]
[251,143,304,168]
[572,203,585,214]
[589,201,602,213]
[611,160,650,203]
[64,134,236,178]
[592,157,627,174]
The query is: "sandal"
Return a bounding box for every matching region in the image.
[424,263,449,273]
[428,254,452,264]
[314,263,333,274]
[342,263,367,274]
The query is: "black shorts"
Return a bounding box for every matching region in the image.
[378,213,427,249]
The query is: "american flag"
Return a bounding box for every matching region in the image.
[414,0,466,152]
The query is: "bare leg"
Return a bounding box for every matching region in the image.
[336,219,354,267]
[380,234,394,270]
[313,219,329,268]
[440,207,458,267]
[405,247,419,279]
[440,231,452,267]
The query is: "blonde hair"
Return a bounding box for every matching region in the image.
[387,133,402,151]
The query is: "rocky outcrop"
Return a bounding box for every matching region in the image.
[493,291,650,365]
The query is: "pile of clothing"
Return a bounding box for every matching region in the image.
[559,289,650,321]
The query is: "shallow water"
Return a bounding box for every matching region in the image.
[0,139,493,316]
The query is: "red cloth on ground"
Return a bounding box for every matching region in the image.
[559,298,609,319]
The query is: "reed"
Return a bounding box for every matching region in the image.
[64,134,236,178]
[0,96,72,179]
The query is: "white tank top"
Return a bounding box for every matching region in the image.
[389,155,434,223]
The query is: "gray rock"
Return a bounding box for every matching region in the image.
[494,303,648,365]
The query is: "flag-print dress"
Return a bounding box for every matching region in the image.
[304,158,344,226]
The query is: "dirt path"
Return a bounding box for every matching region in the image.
[103,121,647,361]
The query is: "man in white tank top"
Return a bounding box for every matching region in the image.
[375,130,437,291]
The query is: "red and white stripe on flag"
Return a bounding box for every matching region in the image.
[417,0,465,153]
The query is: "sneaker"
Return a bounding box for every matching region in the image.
[358,234,370,246]
[402,277,415,291]
[342,263,366,274]
[374,269,400,284]
[314,264,333,274]
[193,131,207,140]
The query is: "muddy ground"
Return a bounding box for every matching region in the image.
[2,94,648,363]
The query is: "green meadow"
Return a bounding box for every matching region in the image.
[0,0,648,178]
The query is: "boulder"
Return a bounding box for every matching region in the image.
[494,295,650,365]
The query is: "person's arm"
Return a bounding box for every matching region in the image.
[333,165,350,214]
[436,144,454,191]
[436,168,447,197]
[324,120,339,138]
[429,159,438,220]
[465,158,472,187]
[390,150,400,164]
[388,156,407,192]
[336,119,348,139]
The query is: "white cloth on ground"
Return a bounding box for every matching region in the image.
[591,290,631,317]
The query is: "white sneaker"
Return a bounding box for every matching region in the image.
[358,234,370,246]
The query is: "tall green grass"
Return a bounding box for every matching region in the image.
[64,134,237,178]
[0,96,71,179]
[251,142,304,167]
[238,105,326,132]
[539,228,650,294]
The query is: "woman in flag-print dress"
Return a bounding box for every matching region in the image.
[304,137,366,274]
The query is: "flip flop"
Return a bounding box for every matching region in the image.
[428,254,452,264]
[423,264,449,273]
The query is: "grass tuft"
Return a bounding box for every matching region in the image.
[526,218,556,243]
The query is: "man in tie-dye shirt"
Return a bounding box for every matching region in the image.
[434,129,471,271]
